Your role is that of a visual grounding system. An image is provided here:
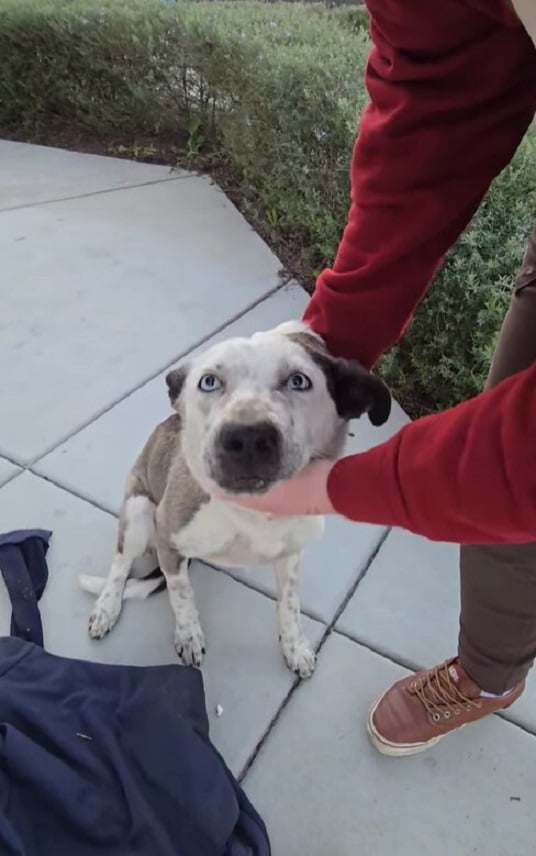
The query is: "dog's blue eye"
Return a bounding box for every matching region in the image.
[198,374,222,392]
[286,372,312,391]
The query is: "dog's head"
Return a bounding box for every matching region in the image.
[165,321,391,495]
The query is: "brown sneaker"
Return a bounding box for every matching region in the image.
[367,658,524,757]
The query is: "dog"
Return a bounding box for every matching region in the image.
[79,321,391,678]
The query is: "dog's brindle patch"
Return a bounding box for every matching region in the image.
[117,413,208,554]
[166,366,189,407]
[87,414,209,658]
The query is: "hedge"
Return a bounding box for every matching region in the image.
[0,0,533,415]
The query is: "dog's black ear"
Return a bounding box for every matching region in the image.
[327,358,392,426]
[285,331,391,426]
[165,364,188,406]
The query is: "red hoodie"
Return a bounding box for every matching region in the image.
[303,0,536,544]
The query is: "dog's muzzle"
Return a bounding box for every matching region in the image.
[212,421,283,493]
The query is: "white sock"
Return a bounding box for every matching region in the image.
[480,688,513,699]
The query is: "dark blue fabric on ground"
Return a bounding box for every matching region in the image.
[0,530,270,856]
[0,529,51,646]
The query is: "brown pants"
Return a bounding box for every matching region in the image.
[458,224,536,694]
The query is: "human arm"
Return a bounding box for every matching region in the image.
[304,0,536,368]
[328,362,536,543]
[231,363,536,545]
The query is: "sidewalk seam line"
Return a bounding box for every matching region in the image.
[332,628,536,738]
[202,563,327,622]
[0,470,23,491]
[331,628,423,674]
[0,173,196,213]
[0,453,23,468]
[237,528,391,782]
[20,280,292,468]
[27,471,119,518]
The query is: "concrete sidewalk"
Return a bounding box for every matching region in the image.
[1,140,534,856]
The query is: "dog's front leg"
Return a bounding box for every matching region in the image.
[274,553,316,679]
[156,540,205,668]
[89,495,155,639]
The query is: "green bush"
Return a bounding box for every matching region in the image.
[380,135,535,412]
[0,0,533,415]
[0,0,370,267]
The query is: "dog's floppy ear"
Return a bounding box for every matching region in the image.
[326,357,392,426]
[165,364,189,407]
[286,331,391,426]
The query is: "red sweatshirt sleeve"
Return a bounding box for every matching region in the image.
[303,0,536,368]
[327,363,536,544]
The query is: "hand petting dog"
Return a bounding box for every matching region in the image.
[219,459,336,517]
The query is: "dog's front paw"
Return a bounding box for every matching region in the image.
[174,621,206,668]
[281,635,316,679]
[88,604,120,639]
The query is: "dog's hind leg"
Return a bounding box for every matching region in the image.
[88,494,155,639]
[274,553,316,679]
[156,539,205,668]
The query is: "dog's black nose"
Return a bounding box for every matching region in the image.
[219,422,281,460]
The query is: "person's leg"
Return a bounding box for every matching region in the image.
[459,223,536,694]
[368,227,536,756]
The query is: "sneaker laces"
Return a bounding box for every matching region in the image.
[409,661,482,723]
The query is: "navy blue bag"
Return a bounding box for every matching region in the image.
[0,529,270,856]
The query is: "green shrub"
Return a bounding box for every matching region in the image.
[379,134,536,412]
[0,0,370,262]
[0,0,532,415]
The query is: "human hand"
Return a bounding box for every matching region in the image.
[218,459,336,516]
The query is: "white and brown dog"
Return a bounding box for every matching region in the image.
[80,322,391,678]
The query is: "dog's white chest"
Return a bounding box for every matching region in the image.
[171,499,324,567]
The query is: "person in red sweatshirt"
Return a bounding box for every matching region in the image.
[229,0,536,756]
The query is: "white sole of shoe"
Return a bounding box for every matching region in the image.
[366,678,523,758]
[367,694,446,757]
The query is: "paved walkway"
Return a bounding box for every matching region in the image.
[1,140,534,855]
